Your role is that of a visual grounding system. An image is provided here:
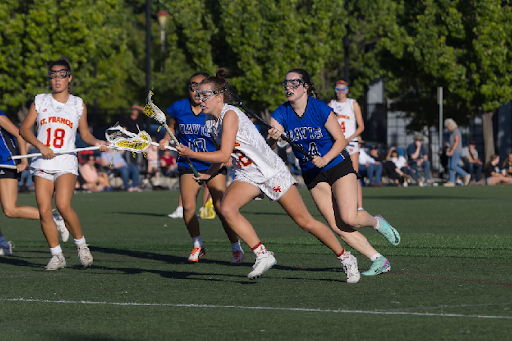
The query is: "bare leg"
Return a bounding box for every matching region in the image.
[207,174,239,243]
[350,152,363,209]
[310,182,378,259]
[34,177,59,248]
[54,174,82,240]
[0,178,40,220]
[179,174,202,238]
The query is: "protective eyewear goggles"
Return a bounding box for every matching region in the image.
[335,86,348,93]
[48,69,71,80]
[281,79,305,90]
[189,82,200,91]
[195,88,226,102]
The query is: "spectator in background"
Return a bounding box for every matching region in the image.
[386,147,421,187]
[501,152,512,177]
[483,155,511,185]
[160,149,178,177]
[438,142,450,179]
[444,118,471,187]
[461,140,483,183]
[358,139,383,187]
[80,155,112,192]
[101,149,141,192]
[143,138,160,187]
[407,134,430,185]
[122,104,146,167]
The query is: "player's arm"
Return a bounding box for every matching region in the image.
[78,103,108,151]
[267,117,285,149]
[177,110,238,164]
[20,102,55,159]
[313,112,347,168]
[346,101,364,142]
[0,115,28,171]
[159,116,177,149]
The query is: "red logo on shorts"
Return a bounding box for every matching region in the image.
[43,109,47,112]
[273,186,282,193]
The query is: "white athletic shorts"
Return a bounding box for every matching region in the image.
[346,141,359,156]
[234,168,298,202]
[31,169,77,182]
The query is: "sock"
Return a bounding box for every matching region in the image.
[231,241,242,252]
[50,245,63,255]
[373,218,380,230]
[251,242,268,258]
[370,253,382,262]
[74,237,86,246]
[357,207,365,211]
[192,236,203,248]
[337,249,351,265]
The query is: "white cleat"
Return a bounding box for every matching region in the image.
[52,209,69,243]
[77,243,93,268]
[0,241,13,256]
[342,252,360,284]
[167,206,183,218]
[247,252,277,279]
[45,253,66,270]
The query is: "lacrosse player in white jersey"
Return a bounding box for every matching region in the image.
[176,68,360,283]
[20,58,108,270]
[328,79,365,210]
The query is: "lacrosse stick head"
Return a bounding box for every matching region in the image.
[144,90,168,126]
[105,124,151,153]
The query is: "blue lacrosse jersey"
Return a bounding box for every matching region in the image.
[271,96,345,174]
[0,110,18,167]
[166,98,215,171]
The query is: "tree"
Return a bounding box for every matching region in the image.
[383,0,512,162]
[0,0,126,122]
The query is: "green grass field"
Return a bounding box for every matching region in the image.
[1,186,511,340]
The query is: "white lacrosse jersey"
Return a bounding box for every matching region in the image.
[329,98,358,142]
[206,104,288,184]
[30,93,83,173]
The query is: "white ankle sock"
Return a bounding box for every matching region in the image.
[74,237,86,246]
[50,245,63,255]
[370,253,382,262]
[374,219,380,230]
[192,236,203,248]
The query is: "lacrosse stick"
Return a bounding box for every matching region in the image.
[144,90,203,183]
[8,125,175,161]
[0,164,18,169]
[227,89,312,160]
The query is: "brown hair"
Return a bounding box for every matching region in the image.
[200,68,230,103]
[286,68,319,99]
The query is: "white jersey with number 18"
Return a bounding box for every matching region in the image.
[30,93,82,174]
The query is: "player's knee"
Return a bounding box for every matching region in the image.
[340,214,359,228]
[219,204,237,221]
[296,216,316,233]
[2,206,17,218]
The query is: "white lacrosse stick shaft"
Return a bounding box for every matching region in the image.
[0,164,18,169]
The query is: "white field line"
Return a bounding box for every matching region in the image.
[1,298,511,320]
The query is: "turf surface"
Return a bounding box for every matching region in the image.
[1,186,511,340]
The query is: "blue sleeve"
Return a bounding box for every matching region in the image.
[271,106,285,127]
[316,99,333,125]
[0,109,6,117]
[406,144,415,159]
[166,102,177,120]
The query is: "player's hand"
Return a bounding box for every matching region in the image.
[40,145,55,159]
[97,140,109,152]
[176,144,194,158]
[16,160,28,173]
[267,126,283,140]
[158,138,170,150]
[221,158,233,168]
[193,173,211,182]
[312,155,328,168]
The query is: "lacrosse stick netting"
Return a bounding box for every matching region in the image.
[144,90,202,181]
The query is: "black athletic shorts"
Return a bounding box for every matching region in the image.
[178,166,227,179]
[0,167,22,181]
[302,155,356,190]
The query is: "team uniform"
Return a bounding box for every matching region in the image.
[272,97,355,190]
[0,110,21,180]
[329,98,359,155]
[166,98,226,175]
[30,93,82,181]
[206,104,296,202]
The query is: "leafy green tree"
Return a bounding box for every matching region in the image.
[0,0,126,122]
[383,0,512,161]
